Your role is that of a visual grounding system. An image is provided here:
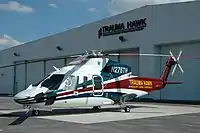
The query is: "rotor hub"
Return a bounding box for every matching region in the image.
[83,50,104,58]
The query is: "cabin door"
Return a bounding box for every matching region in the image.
[92,75,104,96]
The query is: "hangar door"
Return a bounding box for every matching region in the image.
[0,66,14,95]
[119,48,139,76]
[15,63,26,94]
[159,43,200,101]
[26,61,45,88]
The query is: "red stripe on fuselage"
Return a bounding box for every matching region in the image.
[58,77,164,97]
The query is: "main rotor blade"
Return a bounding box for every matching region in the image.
[65,62,87,77]
[108,53,170,57]
[69,55,82,58]
[108,52,200,60]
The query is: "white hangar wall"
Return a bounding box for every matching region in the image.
[0,1,200,102]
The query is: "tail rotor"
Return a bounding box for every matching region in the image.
[169,50,184,75]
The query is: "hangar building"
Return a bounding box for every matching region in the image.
[0,1,200,102]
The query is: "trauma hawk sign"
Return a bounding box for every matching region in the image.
[98,18,147,39]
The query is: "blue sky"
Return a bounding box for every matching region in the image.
[0,0,195,50]
[0,0,111,43]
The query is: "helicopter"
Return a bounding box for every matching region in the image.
[13,49,184,116]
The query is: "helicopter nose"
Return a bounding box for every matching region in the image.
[13,91,30,104]
[14,92,24,99]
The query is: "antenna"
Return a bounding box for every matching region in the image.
[53,66,59,71]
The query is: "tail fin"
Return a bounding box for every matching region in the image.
[160,57,176,82]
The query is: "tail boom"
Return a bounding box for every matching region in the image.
[125,56,183,93]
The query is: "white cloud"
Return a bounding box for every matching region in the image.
[49,3,58,9]
[0,1,34,13]
[0,34,24,50]
[88,7,97,12]
[107,0,196,15]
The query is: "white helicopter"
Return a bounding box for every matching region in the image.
[13,50,184,116]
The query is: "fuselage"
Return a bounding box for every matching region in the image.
[13,57,164,109]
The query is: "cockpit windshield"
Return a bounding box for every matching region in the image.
[32,73,51,87]
[32,72,79,91]
[40,74,65,90]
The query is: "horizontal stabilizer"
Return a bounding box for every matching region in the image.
[165,81,183,84]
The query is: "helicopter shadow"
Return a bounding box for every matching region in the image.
[0,110,30,126]
[0,104,159,126]
[35,105,156,115]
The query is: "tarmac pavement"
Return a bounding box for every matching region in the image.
[0,96,200,133]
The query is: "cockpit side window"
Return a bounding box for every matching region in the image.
[40,74,65,90]
[61,75,79,91]
[82,76,88,88]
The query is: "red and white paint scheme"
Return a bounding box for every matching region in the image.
[13,50,184,116]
